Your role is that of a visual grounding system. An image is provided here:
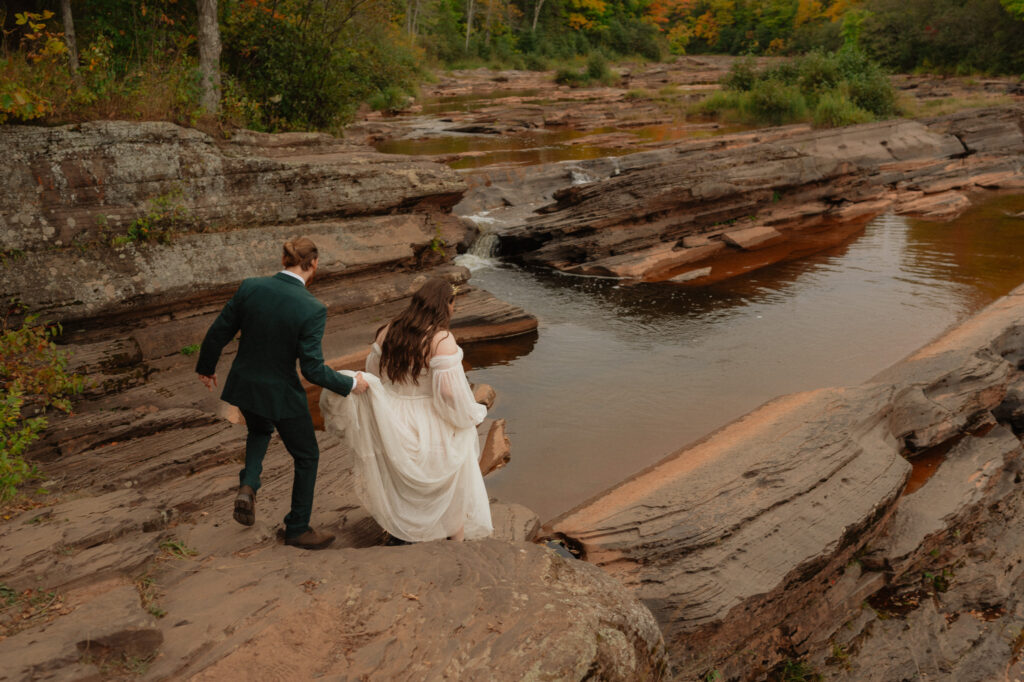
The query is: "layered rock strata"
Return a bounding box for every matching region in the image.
[0,123,665,680]
[0,427,667,680]
[353,58,1023,156]
[551,284,1024,679]
[488,106,1024,283]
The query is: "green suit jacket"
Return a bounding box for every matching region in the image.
[196,273,354,420]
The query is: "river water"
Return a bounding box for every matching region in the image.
[459,195,1024,521]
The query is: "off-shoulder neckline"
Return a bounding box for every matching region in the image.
[371,341,462,361]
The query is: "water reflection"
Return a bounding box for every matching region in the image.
[375,122,749,169]
[417,89,544,115]
[462,330,538,368]
[463,195,1024,521]
[902,194,1024,302]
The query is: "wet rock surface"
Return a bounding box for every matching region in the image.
[551,285,1024,680]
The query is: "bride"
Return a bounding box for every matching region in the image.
[321,278,493,543]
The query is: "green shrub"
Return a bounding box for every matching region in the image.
[221,0,421,131]
[846,70,898,117]
[692,89,744,116]
[761,60,801,86]
[523,53,551,71]
[813,91,874,127]
[722,56,758,91]
[554,67,589,87]
[0,55,57,123]
[368,86,410,113]
[797,50,843,94]
[0,10,67,124]
[858,0,1024,75]
[704,48,896,128]
[554,53,617,88]
[586,53,611,82]
[742,79,809,125]
[1,311,85,502]
[111,187,191,246]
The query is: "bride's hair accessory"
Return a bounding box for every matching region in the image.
[451,283,460,296]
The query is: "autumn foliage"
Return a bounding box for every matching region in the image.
[1,306,85,502]
[2,0,1023,132]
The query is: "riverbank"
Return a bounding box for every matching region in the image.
[551,280,1024,680]
[348,56,1023,167]
[0,121,672,679]
[3,88,1024,677]
[463,196,1024,522]
[472,106,1024,285]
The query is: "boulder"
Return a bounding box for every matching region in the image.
[479,418,512,476]
[472,382,497,409]
[489,500,541,542]
[160,540,668,681]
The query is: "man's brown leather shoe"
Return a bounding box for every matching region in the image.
[233,485,256,526]
[284,527,335,550]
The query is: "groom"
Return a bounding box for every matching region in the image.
[196,237,368,550]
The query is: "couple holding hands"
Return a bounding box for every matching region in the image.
[195,237,492,549]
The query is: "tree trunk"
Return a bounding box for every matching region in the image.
[484,0,493,47]
[60,0,80,84]
[197,0,222,116]
[465,0,474,50]
[411,0,421,35]
[532,0,545,32]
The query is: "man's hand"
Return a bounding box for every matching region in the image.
[198,373,217,391]
[351,372,369,395]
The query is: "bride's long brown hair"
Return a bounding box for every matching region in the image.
[378,278,456,384]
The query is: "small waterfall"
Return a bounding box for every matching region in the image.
[570,167,595,185]
[468,231,500,258]
[455,228,500,271]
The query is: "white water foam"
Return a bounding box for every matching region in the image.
[570,168,595,185]
[454,252,499,272]
[465,210,499,225]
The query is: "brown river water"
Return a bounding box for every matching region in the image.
[458,194,1024,521]
[374,91,745,169]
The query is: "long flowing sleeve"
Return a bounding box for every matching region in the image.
[430,349,486,429]
[365,342,382,377]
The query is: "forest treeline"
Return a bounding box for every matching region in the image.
[2,0,1024,132]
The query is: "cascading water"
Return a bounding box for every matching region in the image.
[570,168,595,185]
[455,222,502,271]
[468,231,500,258]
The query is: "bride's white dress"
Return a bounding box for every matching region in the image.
[320,342,493,542]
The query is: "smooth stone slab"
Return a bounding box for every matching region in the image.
[721,225,783,250]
